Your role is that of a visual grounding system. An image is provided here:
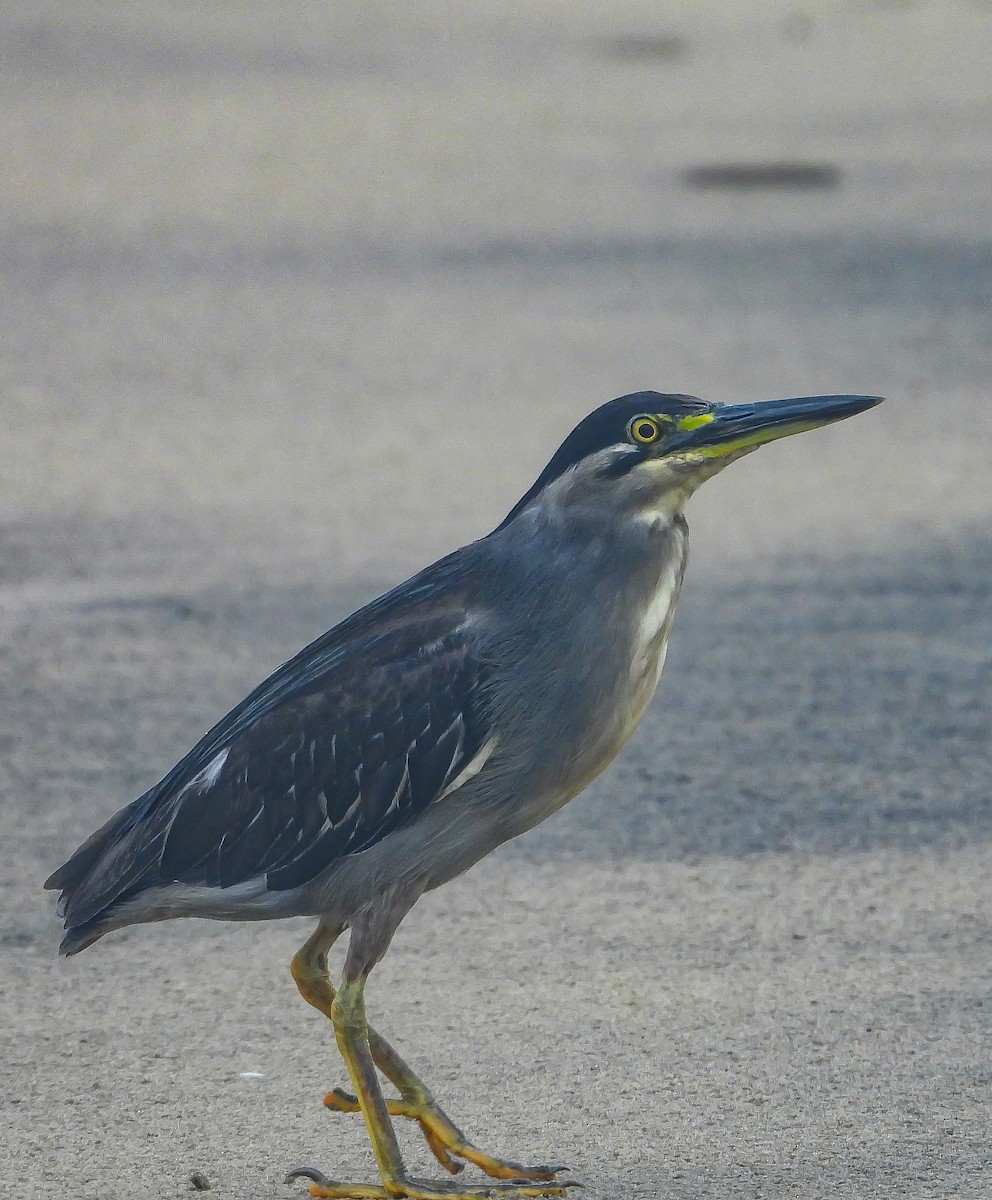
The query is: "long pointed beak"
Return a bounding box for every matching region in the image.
[673,394,883,457]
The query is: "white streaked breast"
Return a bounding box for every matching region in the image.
[631,557,684,675]
[622,545,687,739]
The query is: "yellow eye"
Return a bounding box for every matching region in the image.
[628,415,661,445]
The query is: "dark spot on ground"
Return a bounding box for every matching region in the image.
[682,162,842,190]
[600,35,688,63]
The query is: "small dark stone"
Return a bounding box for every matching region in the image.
[190,1172,211,1192]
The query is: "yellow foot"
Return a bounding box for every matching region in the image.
[286,1167,580,1200]
[324,1088,567,1182]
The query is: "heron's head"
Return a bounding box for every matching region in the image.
[501,391,883,528]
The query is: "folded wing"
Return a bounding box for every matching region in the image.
[47,581,494,942]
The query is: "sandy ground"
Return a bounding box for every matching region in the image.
[2,3,991,1198]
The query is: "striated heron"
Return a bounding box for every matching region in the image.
[47,390,882,1199]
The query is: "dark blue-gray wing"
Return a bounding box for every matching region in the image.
[161,631,490,891]
[47,599,493,933]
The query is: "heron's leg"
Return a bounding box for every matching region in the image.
[293,927,457,1161]
[325,1040,567,1183]
[288,970,575,1200]
[291,925,566,1182]
[291,923,345,1018]
[330,972,408,1187]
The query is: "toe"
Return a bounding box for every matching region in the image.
[285,1167,389,1199]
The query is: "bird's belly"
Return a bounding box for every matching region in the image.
[387,619,679,895]
[569,635,670,794]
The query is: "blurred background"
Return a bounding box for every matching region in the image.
[2,4,990,1199]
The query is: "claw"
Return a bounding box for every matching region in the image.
[286,1167,332,1185]
[501,1168,569,1184]
[503,1181,581,1193]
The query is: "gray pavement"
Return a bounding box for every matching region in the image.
[1,4,990,1198]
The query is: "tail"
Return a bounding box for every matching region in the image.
[45,792,167,955]
[48,913,114,957]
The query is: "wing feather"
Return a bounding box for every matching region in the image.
[49,583,495,929]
